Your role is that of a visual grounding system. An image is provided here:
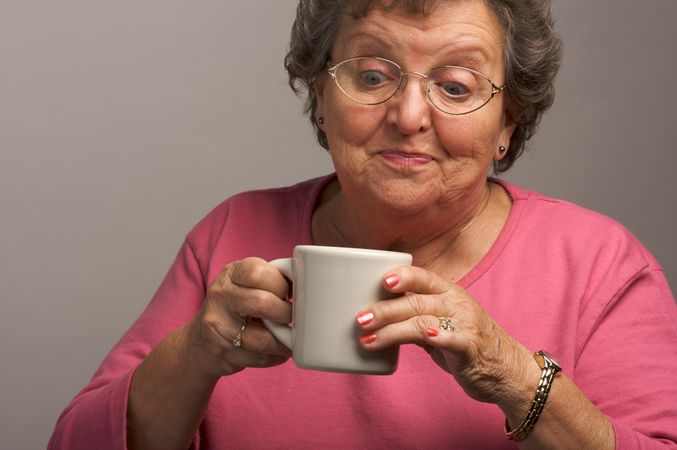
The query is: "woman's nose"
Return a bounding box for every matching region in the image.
[386,73,432,135]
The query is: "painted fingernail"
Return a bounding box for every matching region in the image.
[426,327,439,337]
[356,311,375,326]
[360,333,377,345]
[384,274,400,288]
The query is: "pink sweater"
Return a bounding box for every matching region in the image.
[49,175,677,449]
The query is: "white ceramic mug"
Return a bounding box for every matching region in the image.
[264,245,412,375]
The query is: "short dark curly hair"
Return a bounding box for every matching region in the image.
[285,0,563,173]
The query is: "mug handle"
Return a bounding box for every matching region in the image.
[262,258,294,349]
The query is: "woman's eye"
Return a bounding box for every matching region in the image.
[359,70,388,86]
[440,82,471,97]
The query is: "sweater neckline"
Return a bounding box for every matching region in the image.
[300,174,526,288]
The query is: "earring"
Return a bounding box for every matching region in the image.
[498,145,507,154]
[318,116,325,125]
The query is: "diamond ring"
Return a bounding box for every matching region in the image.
[438,316,454,332]
[232,315,249,348]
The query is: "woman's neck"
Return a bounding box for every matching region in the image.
[311,179,510,278]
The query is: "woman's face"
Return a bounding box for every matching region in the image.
[315,0,515,216]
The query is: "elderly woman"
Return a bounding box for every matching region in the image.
[49,0,677,449]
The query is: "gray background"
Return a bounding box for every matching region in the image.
[1,1,676,449]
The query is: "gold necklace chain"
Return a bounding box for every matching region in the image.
[450,182,492,242]
[317,181,493,248]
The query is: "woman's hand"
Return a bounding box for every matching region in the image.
[127,257,292,450]
[186,257,293,379]
[356,265,535,405]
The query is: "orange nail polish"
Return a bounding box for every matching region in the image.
[360,333,377,345]
[426,327,439,337]
[356,311,374,326]
[384,274,400,288]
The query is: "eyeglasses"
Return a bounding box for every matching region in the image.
[327,56,505,115]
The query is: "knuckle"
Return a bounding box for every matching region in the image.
[246,288,268,309]
[232,257,268,287]
[400,264,416,279]
[208,264,236,297]
[245,259,268,284]
[406,293,427,316]
[199,310,224,336]
[196,316,230,358]
[424,270,439,289]
[200,310,219,329]
[247,291,284,321]
[207,277,227,298]
[412,315,433,336]
[206,286,220,300]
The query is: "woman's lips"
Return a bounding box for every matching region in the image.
[378,150,434,166]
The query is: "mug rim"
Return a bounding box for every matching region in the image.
[294,245,411,259]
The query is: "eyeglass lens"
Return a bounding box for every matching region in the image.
[331,57,498,115]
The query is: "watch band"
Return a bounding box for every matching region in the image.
[505,350,562,442]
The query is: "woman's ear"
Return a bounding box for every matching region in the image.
[313,74,327,125]
[494,109,518,160]
[502,106,518,140]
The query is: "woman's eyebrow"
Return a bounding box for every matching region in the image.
[433,37,494,65]
[339,32,394,56]
[435,51,490,70]
[341,31,493,61]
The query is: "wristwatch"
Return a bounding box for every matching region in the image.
[505,350,562,442]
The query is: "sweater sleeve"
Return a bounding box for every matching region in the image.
[574,264,677,449]
[47,240,206,450]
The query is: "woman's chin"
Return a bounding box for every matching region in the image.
[336,162,446,217]
[356,183,439,217]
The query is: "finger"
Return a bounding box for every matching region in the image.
[190,313,290,376]
[355,266,466,330]
[218,282,292,324]
[359,314,442,349]
[229,258,292,323]
[355,289,456,332]
[238,320,292,358]
[207,258,292,323]
[360,315,468,355]
[382,265,453,295]
[423,327,479,376]
[200,308,291,357]
[230,257,289,299]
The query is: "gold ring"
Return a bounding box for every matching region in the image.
[232,315,249,348]
[438,316,454,332]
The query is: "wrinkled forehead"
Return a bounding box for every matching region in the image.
[332,0,505,75]
[344,0,442,19]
